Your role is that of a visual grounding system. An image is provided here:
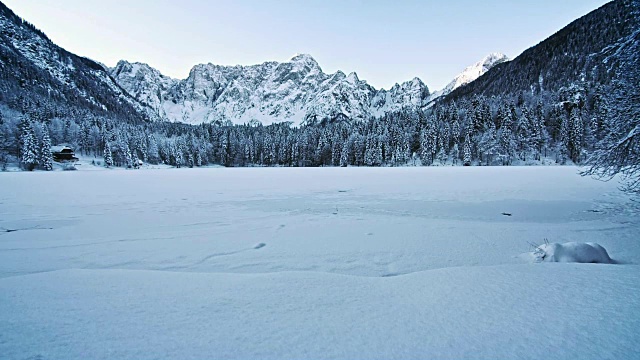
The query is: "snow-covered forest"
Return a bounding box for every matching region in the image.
[0,84,620,169]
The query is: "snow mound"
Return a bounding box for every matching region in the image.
[534,242,613,264]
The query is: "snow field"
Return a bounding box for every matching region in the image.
[1,265,638,360]
[0,166,638,359]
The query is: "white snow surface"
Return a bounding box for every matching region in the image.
[1,167,639,359]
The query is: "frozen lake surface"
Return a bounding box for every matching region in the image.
[1,167,638,359]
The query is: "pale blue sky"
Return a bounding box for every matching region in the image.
[4,0,610,90]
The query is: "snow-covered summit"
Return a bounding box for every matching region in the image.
[429,53,509,102]
[110,55,430,126]
[290,53,320,67]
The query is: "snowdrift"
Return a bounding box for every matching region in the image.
[534,242,613,264]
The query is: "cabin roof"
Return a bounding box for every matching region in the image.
[51,145,73,153]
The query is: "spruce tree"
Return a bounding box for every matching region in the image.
[340,142,350,167]
[147,135,159,164]
[40,123,53,171]
[517,107,531,161]
[103,141,113,167]
[498,105,514,165]
[79,122,90,155]
[132,151,140,169]
[19,116,38,171]
[63,118,71,143]
[451,143,459,165]
[479,120,498,165]
[558,114,570,164]
[463,133,472,166]
[419,130,431,165]
[196,151,203,167]
[569,108,583,163]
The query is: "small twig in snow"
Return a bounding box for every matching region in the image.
[0,226,53,235]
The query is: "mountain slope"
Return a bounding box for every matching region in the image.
[0,1,154,123]
[110,55,431,126]
[445,0,640,101]
[428,53,508,102]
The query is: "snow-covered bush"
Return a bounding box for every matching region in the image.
[533,242,612,264]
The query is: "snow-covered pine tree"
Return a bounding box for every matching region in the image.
[103,141,113,167]
[419,129,431,166]
[451,143,459,165]
[498,105,515,165]
[187,152,194,168]
[569,107,583,163]
[463,133,472,166]
[478,120,498,165]
[353,134,365,166]
[39,123,53,171]
[147,135,159,164]
[436,147,447,165]
[290,141,299,166]
[122,142,133,168]
[451,119,461,148]
[132,151,140,169]
[174,142,184,168]
[62,118,71,144]
[339,141,348,167]
[196,150,203,167]
[516,107,531,161]
[528,107,542,161]
[19,115,38,171]
[329,142,340,167]
[79,122,90,155]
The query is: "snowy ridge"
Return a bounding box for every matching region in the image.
[428,53,509,102]
[110,55,431,126]
[111,61,179,119]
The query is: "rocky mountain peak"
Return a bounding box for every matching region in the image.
[109,55,434,126]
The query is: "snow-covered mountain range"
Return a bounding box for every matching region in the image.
[110,54,436,126]
[110,53,508,126]
[1,0,507,128]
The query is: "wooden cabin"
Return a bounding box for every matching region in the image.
[51,145,78,162]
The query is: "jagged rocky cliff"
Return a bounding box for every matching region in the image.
[110,54,434,126]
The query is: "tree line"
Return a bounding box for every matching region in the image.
[0,80,610,171]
